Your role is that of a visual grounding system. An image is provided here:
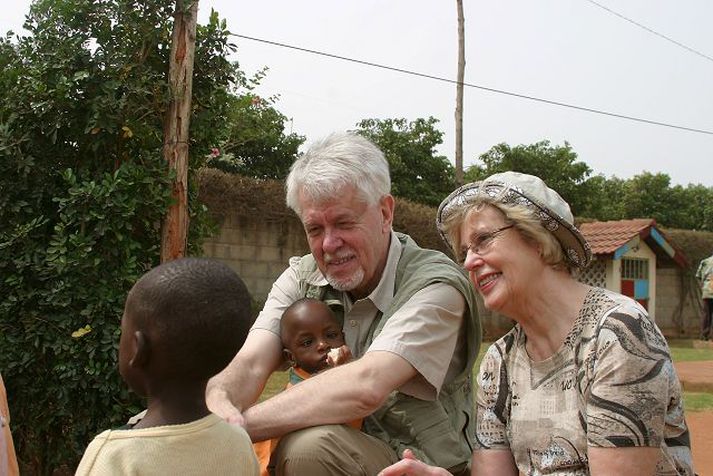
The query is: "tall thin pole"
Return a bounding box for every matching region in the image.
[455,0,466,186]
[161,0,198,262]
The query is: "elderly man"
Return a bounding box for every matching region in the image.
[207,132,480,476]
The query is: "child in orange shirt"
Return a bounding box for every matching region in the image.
[254,298,359,476]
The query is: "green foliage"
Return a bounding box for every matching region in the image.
[621,173,683,226]
[355,117,455,207]
[0,1,242,472]
[465,141,713,230]
[586,172,713,231]
[464,141,598,217]
[207,93,305,179]
[620,173,713,231]
[1,165,169,472]
[584,175,626,221]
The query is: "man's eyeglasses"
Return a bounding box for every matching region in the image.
[461,224,514,261]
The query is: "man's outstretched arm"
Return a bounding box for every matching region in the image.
[206,328,283,426]
[242,350,418,442]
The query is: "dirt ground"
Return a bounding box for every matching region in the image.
[689,410,713,475]
[675,360,713,474]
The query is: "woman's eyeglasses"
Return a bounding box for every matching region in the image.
[461,224,514,261]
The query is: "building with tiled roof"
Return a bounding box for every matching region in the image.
[578,218,687,322]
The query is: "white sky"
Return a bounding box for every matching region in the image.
[3,0,712,186]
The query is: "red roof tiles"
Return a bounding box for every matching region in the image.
[578,218,687,267]
[579,219,654,255]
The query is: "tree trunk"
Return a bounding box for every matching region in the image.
[455,0,466,186]
[161,0,198,263]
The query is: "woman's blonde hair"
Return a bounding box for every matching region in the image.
[442,199,572,273]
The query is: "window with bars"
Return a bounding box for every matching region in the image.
[621,258,648,280]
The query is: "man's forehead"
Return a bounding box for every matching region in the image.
[302,205,361,223]
[299,190,370,221]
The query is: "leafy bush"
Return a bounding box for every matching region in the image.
[1,164,170,472]
[0,1,241,473]
[206,93,305,179]
[355,117,455,207]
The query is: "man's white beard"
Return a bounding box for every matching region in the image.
[326,267,365,292]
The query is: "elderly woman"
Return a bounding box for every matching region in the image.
[379,172,693,475]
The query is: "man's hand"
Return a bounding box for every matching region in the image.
[205,384,245,426]
[205,329,284,428]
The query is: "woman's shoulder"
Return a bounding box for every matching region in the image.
[482,325,523,364]
[580,287,650,328]
[569,287,667,356]
[594,288,653,327]
[599,287,646,310]
[588,288,669,354]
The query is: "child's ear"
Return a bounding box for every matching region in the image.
[282,348,295,366]
[129,330,150,368]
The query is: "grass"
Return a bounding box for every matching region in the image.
[683,392,713,412]
[670,346,713,362]
[669,341,713,412]
[259,372,288,402]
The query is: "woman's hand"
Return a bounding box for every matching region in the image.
[378,449,451,476]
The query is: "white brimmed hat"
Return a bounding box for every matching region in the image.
[436,171,592,268]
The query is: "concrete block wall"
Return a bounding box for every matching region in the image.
[655,267,701,336]
[202,214,309,303]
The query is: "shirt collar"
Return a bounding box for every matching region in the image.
[363,231,400,313]
[292,255,328,286]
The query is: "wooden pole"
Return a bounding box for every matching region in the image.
[161,0,198,263]
[455,0,465,186]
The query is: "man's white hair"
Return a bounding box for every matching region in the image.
[285,132,391,215]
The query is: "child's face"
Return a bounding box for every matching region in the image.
[282,303,345,374]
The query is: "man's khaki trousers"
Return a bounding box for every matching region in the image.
[270,424,397,476]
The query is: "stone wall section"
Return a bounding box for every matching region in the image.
[202,214,308,302]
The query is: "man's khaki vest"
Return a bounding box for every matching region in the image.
[296,233,481,471]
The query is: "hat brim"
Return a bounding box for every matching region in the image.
[436,181,592,269]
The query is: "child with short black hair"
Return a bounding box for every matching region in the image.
[279,297,352,381]
[76,258,259,476]
[254,298,357,476]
